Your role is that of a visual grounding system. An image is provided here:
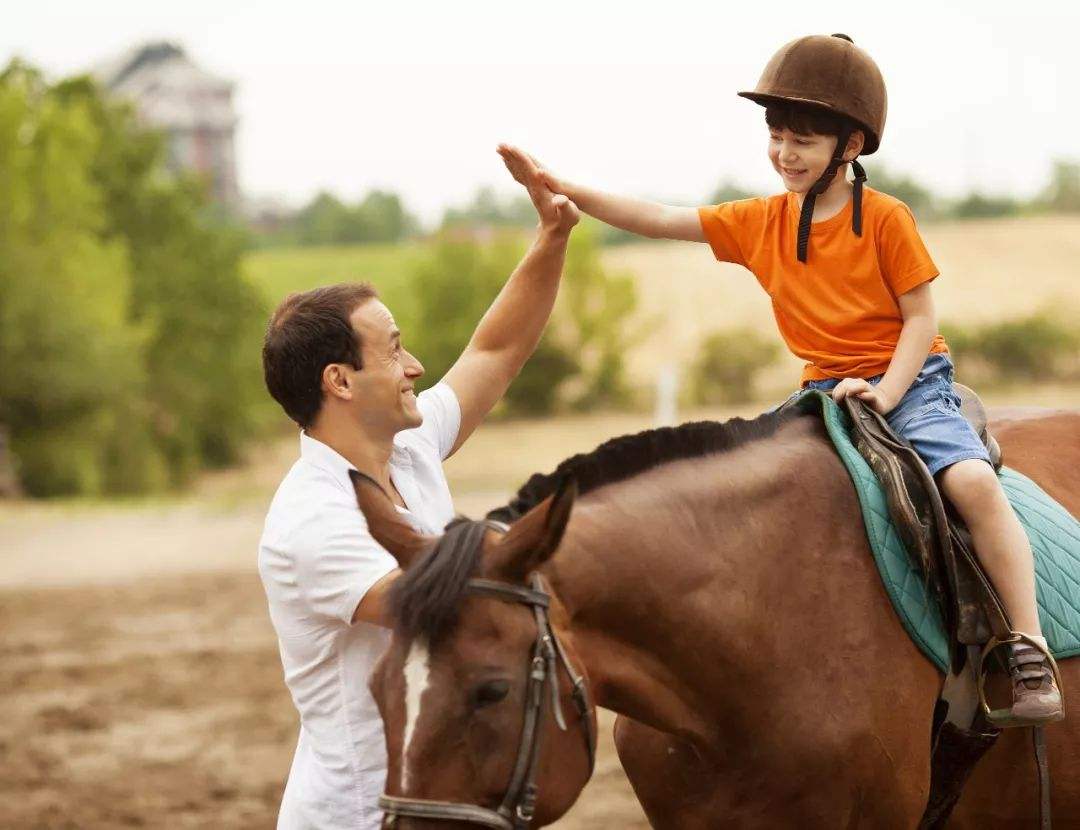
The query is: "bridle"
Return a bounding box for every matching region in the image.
[379,523,596,829]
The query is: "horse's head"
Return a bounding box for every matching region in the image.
[350,471,595,829]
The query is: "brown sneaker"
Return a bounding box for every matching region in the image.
[1008,645,1065,725]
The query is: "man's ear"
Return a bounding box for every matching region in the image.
[323,363,352,402]
[349,470,432,568]
[487,476,577,583]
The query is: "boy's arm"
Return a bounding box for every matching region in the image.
[831,282,938,414]
[498,144,706,243]
[875,283,939,408]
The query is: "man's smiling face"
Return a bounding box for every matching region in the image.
[767,125,839,194]
[349,299,425,435]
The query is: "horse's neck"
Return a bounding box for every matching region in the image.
[544,418,884,746]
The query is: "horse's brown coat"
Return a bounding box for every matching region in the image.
[359,408,1080,828]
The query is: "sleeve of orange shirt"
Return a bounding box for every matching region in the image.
[697,199,766,269]
[878,204,940,297]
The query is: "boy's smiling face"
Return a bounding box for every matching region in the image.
[768,126,838,193]
[768,125,864,194]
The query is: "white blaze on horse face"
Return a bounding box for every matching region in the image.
[401,639,431,793]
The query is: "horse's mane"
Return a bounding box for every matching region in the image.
[486,408,798,524]
[391,407,798,644]
[388,516,487,645]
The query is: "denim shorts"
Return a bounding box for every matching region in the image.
[799,353,992,476]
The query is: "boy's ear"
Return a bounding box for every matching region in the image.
[844,129,865,161]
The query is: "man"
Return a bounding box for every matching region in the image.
[257,148,577,829]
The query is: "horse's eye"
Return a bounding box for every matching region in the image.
[473,680,510,708]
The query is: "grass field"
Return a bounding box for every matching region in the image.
[246,216,1080,402]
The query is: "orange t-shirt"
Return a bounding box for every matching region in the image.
[698,187,948,384]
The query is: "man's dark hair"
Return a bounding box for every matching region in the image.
[765,102,852,140]
[262,283,379,428]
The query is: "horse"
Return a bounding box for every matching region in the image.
[354,406,1080,828]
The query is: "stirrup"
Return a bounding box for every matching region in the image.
[975,631,1065,729]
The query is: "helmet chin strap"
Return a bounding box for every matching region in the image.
[795,125,867,263]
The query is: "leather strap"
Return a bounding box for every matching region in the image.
[851,160,867,236]
[379,568,595,828]
[1034,726,1052,830]
[467,578,550,608]
[797,124,854,263]
[378,796,514,829]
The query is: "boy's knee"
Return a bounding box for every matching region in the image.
[939,459,1000,511]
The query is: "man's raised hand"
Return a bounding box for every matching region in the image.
[497,144,579,234]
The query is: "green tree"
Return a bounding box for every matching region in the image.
[54,74,268,483]
[560,223,639,409]
[708,180,754,204]
[1037,159,1080,213]
[271,189,419,246]
[0,64,151,495]
[865,166,937,219]
[0,62,269,496]
[407,233,578,415]
[948,192,1021,220]
[441,186,537,230]
[356,190,418,242]
[942,312,1079,384]
[407,226,637,415]
[690,328,780,405]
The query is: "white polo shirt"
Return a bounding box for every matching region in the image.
[258,383,460,830]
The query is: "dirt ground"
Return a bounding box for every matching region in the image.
[4,387,1079,829]
[0,573,647,829]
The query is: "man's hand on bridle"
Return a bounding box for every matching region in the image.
[497,143,580,235]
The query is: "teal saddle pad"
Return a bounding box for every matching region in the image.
[793,390,1080,672]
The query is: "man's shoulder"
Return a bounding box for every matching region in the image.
[261,459,359,549]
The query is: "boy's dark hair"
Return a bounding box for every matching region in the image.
[765,102,852,140]
[262,283,379,428]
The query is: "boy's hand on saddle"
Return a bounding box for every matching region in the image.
[831,377,897,416]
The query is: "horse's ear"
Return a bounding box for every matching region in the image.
[488,476,577,582]
[349,470,433,569]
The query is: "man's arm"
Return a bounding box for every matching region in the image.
[351,569,400,626]
[498,144,705,243]
[440,149,579,456]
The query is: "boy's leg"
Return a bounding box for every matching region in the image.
[937,459,1041,636]
[939,458,1062,723]
[882,354,1062,723]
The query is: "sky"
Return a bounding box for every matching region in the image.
[5,0,1078,224]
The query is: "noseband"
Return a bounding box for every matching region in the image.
[379,523,596,829]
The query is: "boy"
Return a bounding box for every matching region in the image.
[498,33,1062,725]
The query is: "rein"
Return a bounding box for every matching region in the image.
[379,523,595,829]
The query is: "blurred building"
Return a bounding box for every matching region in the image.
[94,42,240,208]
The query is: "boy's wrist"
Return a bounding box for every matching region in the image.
[874,382,905,411]
[555,178,579,201]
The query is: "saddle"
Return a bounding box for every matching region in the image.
[839,387,1058,829]
[842,383,1010,668]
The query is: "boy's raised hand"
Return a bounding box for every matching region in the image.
[497,143,578,235]
[497,143,566,195]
